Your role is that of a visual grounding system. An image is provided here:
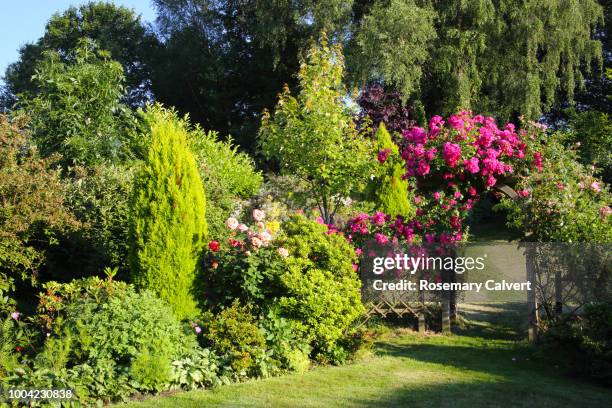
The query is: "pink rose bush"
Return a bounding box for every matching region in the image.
[342,113,555,256]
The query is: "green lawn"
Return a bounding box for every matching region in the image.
[120,303,612,408]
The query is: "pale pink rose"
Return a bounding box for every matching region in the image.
[10,311,20,321]
[251,237,263,248]
[258,231,272,243]
[238,223,249,232]
[252,209,265,222]
[225,217,239,230]
[591,181,601,193]
[278,247,289,258]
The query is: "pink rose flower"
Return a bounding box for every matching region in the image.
[278,247,289,257]
[591,181,601,193]
[464,157,480,174]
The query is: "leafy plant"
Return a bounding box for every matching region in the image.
[129,105,208,319]
[259,34,374,224]
[169,348,230,391]
[198,300,271,378]
[17,39,136,166]
[0,318,20,379]
[0,114,77,313]
[275,215,365,363]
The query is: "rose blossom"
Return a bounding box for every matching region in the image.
[252,209,265,221]
[11,311,20,321]
[251,237,263,248]
[208,240,220,252]
[464,157,480,174]
[278,247,289,257]
[225,217,239,230]
[591,181,601,193]
[238,223,249,232]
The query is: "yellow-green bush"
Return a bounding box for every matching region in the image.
[129,106,207,318]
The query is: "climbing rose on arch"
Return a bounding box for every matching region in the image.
[355,112,542,246]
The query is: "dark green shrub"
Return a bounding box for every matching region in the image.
[200,245,286,312]
[129,105,208,319]
[541,303,612,385]
[50,164,134,280]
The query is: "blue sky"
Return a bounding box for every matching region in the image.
[0,0,156,85]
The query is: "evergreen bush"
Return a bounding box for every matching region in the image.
[129,106,208,319]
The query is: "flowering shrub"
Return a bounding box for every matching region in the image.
[364,112,541,245]
[200,209,287,311]
[499,134,612,242]
[202,212,364,364]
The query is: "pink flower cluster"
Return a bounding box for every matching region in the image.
[364,113,544,246]
[223,209,274,250]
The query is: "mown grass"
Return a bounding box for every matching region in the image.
[121,302,612,408]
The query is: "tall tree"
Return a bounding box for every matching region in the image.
[259,36,374,224]
[17,40,135,166]
[150,0,353,151]
[1,1,157,109]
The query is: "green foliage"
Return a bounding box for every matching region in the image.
[260,36,374,223]
[54,165,134,279]
[564,109,612,183]
[169,348,230,391]
[0,114,77,313]
[130,349,172,391]
[260,307,311,373]
[348,0,436,98]
[276,215,365,363]
[200,245,286,312]
[0,319,20,379]
[541,303,612,385]
[190,129,262,239]
[368,123,414,218]
[129,106,208,319]
[199,301,270,377]
[30,279,197,401]
[2,1,156,108]
[18,39,136,166]
[499,131,612,242]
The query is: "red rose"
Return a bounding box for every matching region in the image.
[208,240,220,252]
[15,346,23,352]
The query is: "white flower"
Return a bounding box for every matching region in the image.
[278,247,289,258]
[225,217,239,230]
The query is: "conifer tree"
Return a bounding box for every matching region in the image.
[370,123,414,219]
[129,107,207,319]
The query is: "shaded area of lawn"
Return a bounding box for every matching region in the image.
[121,303,612,408]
